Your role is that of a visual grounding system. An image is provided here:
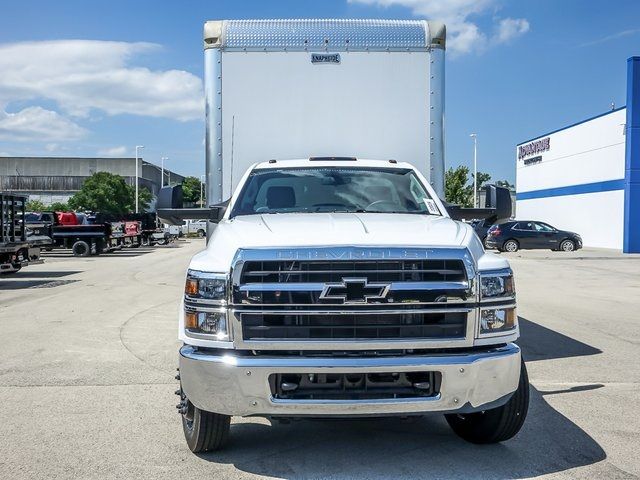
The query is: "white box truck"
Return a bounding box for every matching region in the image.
[159,19,527,453]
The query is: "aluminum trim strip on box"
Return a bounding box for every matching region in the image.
[220,19,429,52]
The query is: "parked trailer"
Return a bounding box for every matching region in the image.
[1,194,44,273]
[27,211,120,257]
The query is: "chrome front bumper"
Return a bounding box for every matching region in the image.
[179,343,521,417]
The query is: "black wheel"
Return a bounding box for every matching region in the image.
[72,240,90,257]
[180,394,230,453]
[559,239,575,252]
[197,229,205,238]
[445,358,529,444]
[503,239,519,253]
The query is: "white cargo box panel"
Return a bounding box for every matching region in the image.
[203,19,446,202]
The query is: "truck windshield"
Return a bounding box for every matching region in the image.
[230,167,440,217]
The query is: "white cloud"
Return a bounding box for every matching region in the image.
[0,40,203,123]
[580,28,640,47]
[97,145,128,157]
[348,0,529,54]
[495,18,530,44]
[0,107,87,142]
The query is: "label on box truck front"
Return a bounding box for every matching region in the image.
[311,53,341,64]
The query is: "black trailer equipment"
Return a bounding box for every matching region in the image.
[1,194,44,273]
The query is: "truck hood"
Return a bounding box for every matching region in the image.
[188,213,504,272]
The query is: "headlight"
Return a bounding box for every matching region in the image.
[185,270,227,302]
[184,309,228,340]
[479,307,517,336]
[480,270,515,300]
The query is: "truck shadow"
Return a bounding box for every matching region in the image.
[0,270,82,289]
[517,317,602,360]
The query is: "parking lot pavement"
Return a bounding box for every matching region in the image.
[1,242,639,479]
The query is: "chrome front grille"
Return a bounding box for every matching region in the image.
[230,247,477,349]
[240,259,466,284]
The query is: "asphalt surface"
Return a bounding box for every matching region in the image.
[1,240,639,479]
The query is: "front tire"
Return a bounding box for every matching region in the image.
[181,396,230,453]
[559,239,576,252]
[445,358,529,444]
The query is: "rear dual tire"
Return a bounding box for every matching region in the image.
[445,358,529,444]
[72,240,90,257]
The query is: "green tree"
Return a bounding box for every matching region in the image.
[69,172,134,214]
[133,185,152,213]
[26,199,47,211]
[49,201,70,212]
[181,176,204,205]
[445,166,473,207]
[496,179,515,190]
[472,171,492,190]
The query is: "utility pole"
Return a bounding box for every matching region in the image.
[200,174,206,207]
[135,145,144,213]
[470,134,478,208]
[161,157,168,187]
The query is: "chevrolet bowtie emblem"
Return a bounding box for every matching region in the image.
[319,278,390,304]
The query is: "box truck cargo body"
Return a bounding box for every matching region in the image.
[203,19,446,204]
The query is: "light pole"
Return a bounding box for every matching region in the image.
[135,145,144,213]
[470,134,478,208]
[161,157,168,187]
[200,174,206,207]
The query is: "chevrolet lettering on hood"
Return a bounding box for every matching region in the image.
[273,247,433,261]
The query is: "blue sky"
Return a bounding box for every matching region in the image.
[0,0,639,184]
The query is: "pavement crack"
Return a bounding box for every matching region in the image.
[118,299,178,374]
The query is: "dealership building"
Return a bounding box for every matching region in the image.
[516,57,640,253]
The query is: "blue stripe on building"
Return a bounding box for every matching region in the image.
[623,56,640,253]
[516,179,625,201]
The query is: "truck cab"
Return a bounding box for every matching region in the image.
[175,159,527,451]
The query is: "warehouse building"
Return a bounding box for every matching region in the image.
[0,156,185,205]
[516,56,640,253]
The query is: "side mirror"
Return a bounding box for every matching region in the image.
[156,186,229,225]
[444,184,512,223]
[484,185,512,223]
[156,185,184,210]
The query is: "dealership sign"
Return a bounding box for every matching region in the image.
[518,137,550,160]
